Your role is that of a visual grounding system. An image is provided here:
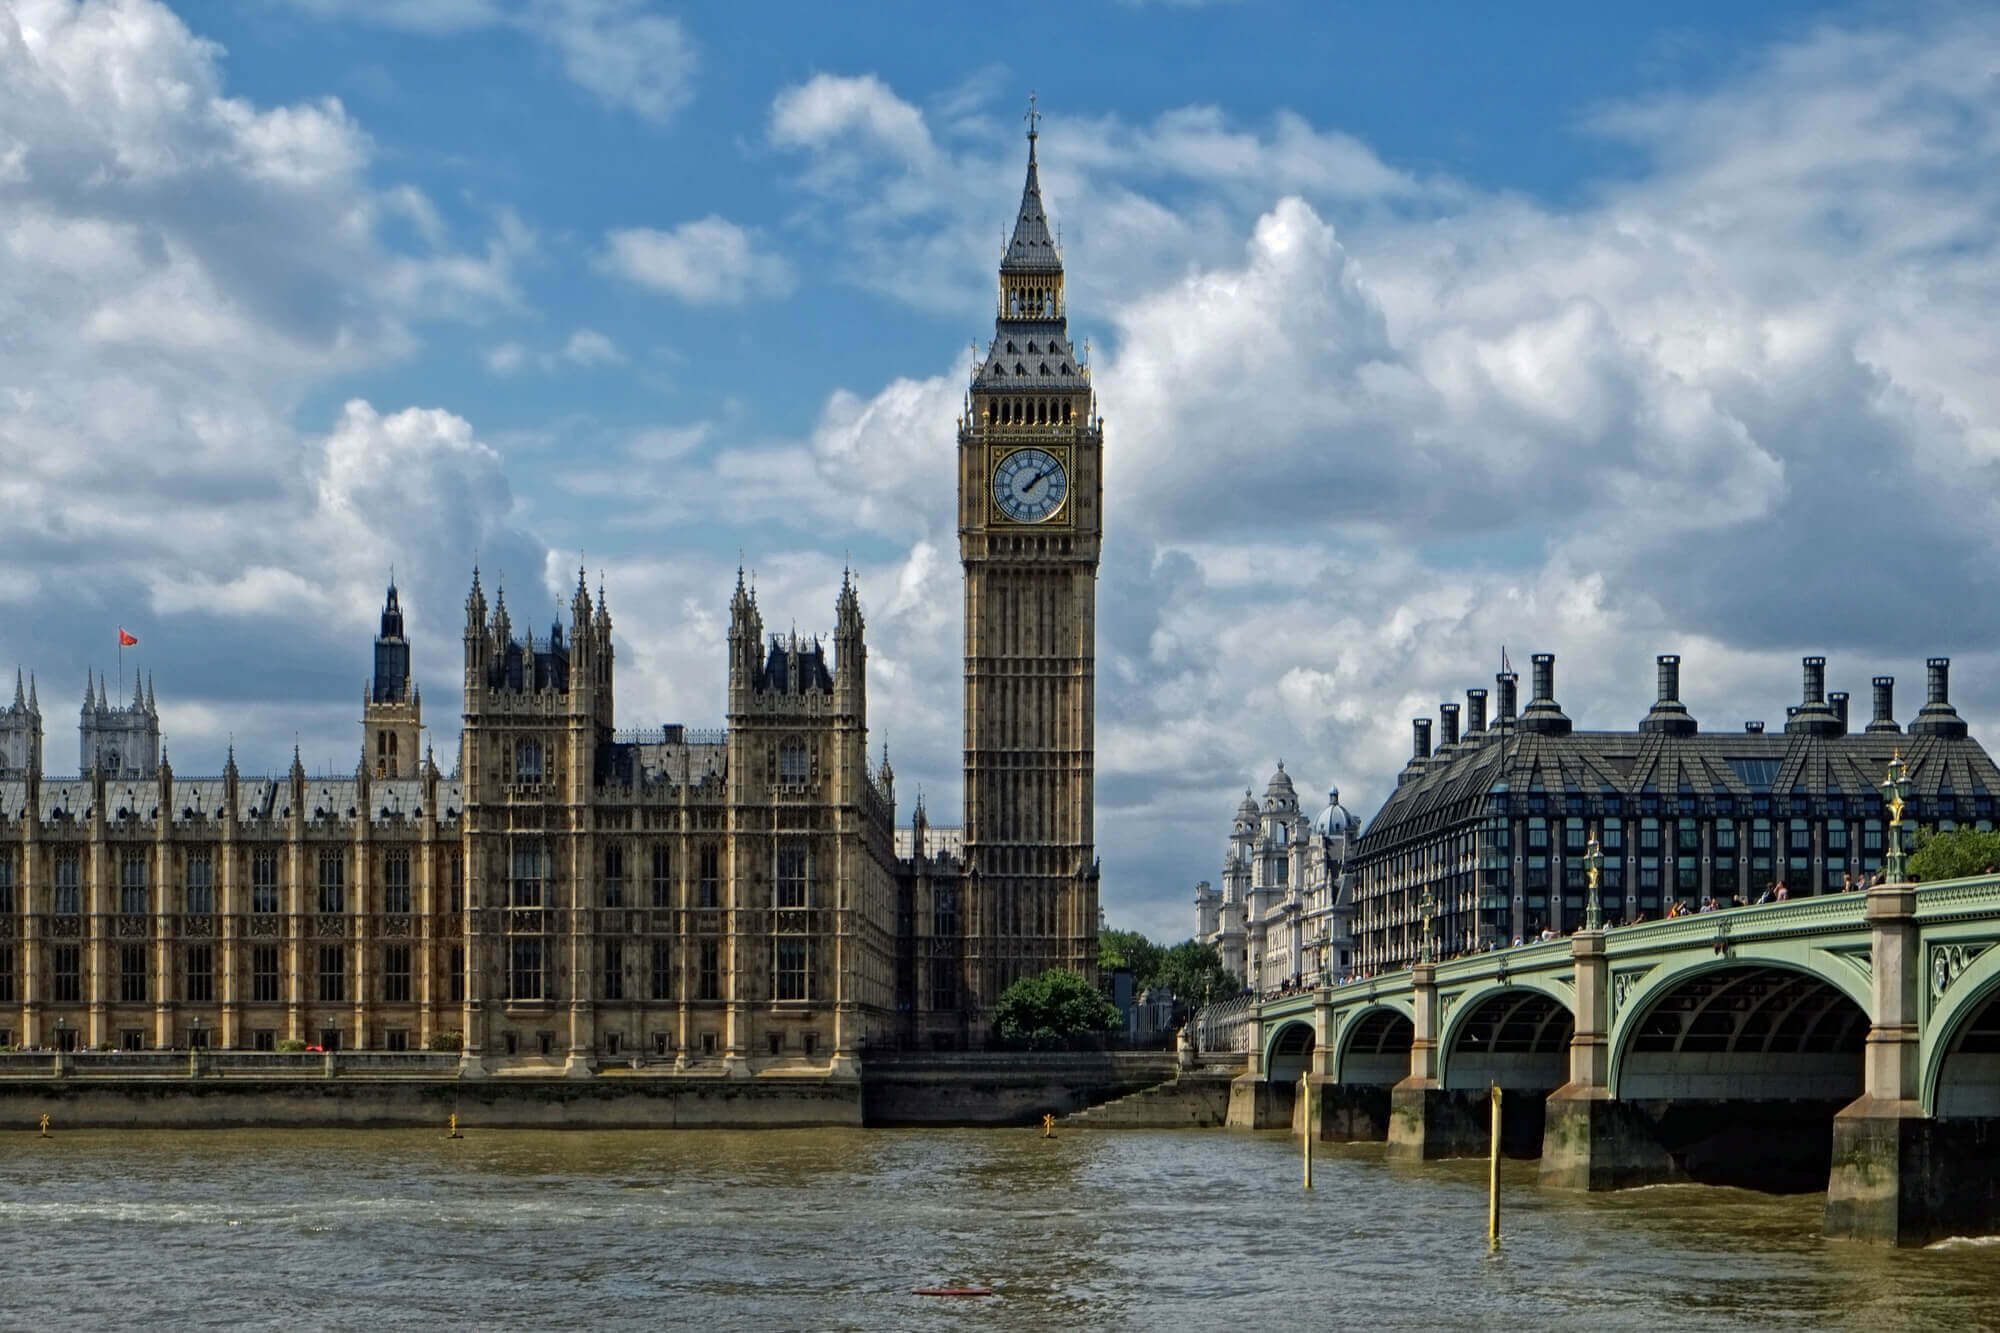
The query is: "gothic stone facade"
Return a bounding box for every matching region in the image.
[1352,652,2000,972]
[0,571,897,1072]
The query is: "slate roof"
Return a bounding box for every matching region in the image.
[1361,720,2000,857]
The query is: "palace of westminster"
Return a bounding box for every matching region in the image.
[0,126,1102,1071]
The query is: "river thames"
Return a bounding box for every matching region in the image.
[4,1126,1996,1330]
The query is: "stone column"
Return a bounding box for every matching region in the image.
[87,779,108,1049]
[1824,883,1966,1244]
[563,812,594,1077]
[459,829,487,1079]
[20,799,42,1049]
[351,798,371,1052]
[416,802,435,1051]
[218,797,239,1049]
[1387,963,1442,1159]
[151,806,172,1049]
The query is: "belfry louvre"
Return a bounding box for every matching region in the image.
[1351,652,2000,971]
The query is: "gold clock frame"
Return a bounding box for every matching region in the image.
[988,445,1073,527]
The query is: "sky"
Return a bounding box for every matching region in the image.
[6,0,2000,944]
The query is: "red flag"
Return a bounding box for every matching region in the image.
[118,628,138,647]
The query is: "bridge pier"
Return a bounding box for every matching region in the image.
[1825,884,2000,1244]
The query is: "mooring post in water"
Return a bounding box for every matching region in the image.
[39,1113,50,1138]
[447,1112,463,1140]
[1301,1075,1313,1191]
[1042,1113,1055,1139]
[1488,1084,1502,1249]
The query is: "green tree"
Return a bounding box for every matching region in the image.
[1098,928,1163,985]
[1152,939,1240,1009]
[992,968,1124,1046]
[1908,825,2000,883]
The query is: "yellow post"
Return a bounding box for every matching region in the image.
[1301,1076,1313,1191]
[1041,1113,1055,1139]
[447,1112,462,1140]
[1487,1084,1502,1249]
[39,1113,50,1138]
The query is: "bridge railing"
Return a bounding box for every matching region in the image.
[1191,994,1256,1056]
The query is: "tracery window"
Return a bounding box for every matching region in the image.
[120,855,149,914]
[383,850,411,915]
[186,850,214,915]
[53,852,80,916]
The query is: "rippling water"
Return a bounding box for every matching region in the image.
[4,1127,1997,1330]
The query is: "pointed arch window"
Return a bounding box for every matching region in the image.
[779,738,809,786]
[515,738,543,783]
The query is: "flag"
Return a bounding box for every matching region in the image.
[118,628,138,647]
[1500,645,1512,677]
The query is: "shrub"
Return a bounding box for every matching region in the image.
[429,1031,463,1053]
[275,1037,307,1053]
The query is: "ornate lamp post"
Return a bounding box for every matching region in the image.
[1583,825,1606,931]
[1880,752,1911,884]
[1417,884,1438,965]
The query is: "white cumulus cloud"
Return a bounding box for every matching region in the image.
[600,216,795,305]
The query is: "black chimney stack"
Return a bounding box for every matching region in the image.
[1640,653,1697,736]
[1439,703,1461,749]
[1519,652,1572,736]
[1746,720,1766,734]
[1412,717,1432,760]
[1496,672,1519,729]
[1466,688,1488,737]
[1910,657,1969,737]
[1830,691,1850,732]
[1787,655,1842,736]
[1867,676,1900,733]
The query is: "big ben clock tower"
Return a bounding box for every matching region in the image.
[958,110,1102,1021]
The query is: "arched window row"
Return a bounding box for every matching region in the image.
[984,398,1076,428]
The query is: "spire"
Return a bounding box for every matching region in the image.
[12,668,21,710]
[1003,95,1060,274]
[836,566,861,632]
[28,673,37,712]
[82,670,94,712]
[146,673,155,714]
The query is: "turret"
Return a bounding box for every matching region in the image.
[727,566,762,704]
[835,568,866,718]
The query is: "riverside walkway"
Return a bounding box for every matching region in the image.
[1222,875,2000,1245]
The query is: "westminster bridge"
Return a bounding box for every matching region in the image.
[1225,876,2000,1245]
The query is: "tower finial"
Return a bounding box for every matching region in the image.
[1025,90,1040,145]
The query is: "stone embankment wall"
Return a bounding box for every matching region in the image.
[1063,1068,1235,1128]
[0,1051,1185,1130]
[861,1051,1182,1126]
[0,1075,866,1129]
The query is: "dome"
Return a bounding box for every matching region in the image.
[1312,787,1354,839]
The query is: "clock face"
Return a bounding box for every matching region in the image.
[992,447,1069,523]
